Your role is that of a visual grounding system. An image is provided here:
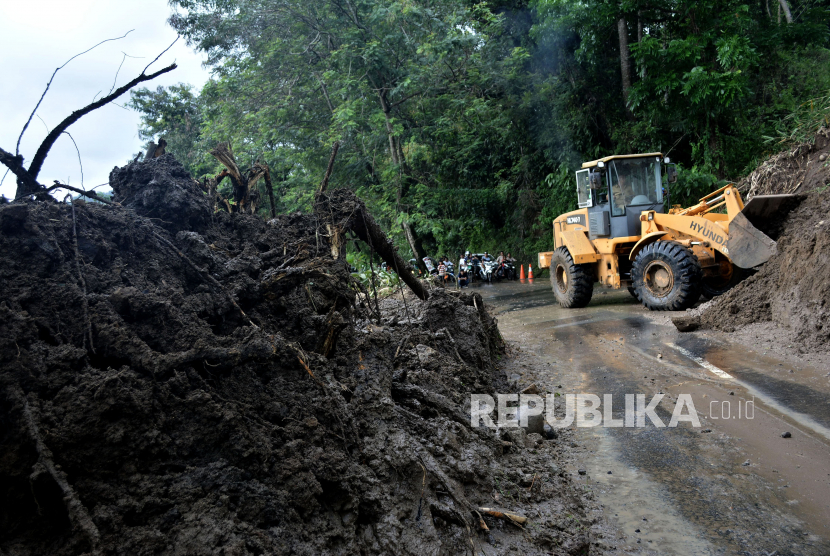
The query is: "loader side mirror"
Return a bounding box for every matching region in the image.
[666,164,678,184]
[589,171,603,190]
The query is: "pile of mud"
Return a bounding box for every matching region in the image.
[0,155,593,555]
[701,133,830,352]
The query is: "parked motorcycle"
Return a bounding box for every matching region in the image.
[470,254,486,281]
[482,260,500,283]
[501,260,517,280]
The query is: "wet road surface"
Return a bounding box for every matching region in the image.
[475,279,830,555]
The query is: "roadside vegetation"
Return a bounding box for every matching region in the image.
[129,0,830,261]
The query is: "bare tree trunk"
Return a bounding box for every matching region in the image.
[618,17,634,119]
[402,221,423,262]
[637,11,645,79]
[637,11,643,43]
[317,141,340,195]
[777,0,793,23]
[377,91,399,165]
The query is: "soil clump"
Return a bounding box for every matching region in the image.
[0,155,595,555]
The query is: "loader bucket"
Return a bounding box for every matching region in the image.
[727,212,777,269]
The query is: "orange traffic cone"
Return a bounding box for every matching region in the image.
[528,264,534,282]
[519,264,526,281]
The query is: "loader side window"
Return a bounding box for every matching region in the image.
[575,169,592,208]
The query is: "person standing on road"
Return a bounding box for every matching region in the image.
[438,259,447,281]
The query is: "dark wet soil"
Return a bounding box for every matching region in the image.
[0,156,598,555]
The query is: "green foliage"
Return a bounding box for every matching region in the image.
[670,166,723,208]
[128,84,214,176]
[764,89,830,147]
[346,250,401,291]
[128,0,830,260]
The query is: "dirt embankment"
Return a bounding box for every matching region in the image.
[0,155,595,555]
[701,130,830,352]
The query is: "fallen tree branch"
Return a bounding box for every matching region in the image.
[16,30,135,156]
[477,507,528,527]
[0,147,41,194]
[27,63,177,183]
[314,190,429,301]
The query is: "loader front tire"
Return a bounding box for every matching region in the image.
[632,241,702,311]
[550,247,594,308]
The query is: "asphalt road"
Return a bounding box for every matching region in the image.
[475,279,830,555]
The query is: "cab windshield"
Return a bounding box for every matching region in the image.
[607,158,663,216]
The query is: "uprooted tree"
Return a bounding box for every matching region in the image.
[198,142,277,217]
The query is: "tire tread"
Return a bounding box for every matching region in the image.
[550,247,594,308]
[631,241,702,311]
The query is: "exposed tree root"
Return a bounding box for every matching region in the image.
[10,386,101,552]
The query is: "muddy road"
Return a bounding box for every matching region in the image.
[478,280,830,555]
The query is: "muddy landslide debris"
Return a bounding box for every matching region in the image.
[700,131,830,352]
[0,155,595,555]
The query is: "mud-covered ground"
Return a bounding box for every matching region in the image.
[0,155,601,555]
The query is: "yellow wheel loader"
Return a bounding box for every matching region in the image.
[538,153,799,311]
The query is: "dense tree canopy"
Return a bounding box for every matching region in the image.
[129,0,830,261]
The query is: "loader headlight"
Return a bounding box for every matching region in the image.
[597,161,605,168]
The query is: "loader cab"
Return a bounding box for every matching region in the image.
[576,154,667,240]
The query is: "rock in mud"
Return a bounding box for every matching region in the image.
[671,314,701,332]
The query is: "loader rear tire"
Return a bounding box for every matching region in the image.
[632,241,702,311]
[550,247,594,308]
